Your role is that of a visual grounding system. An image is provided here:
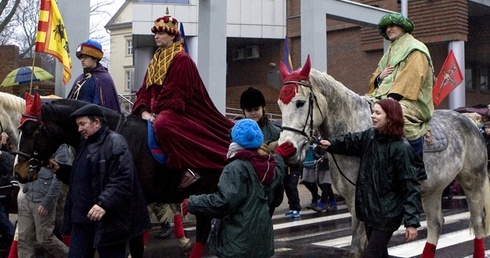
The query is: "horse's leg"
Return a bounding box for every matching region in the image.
[458,173,490,258]
[169,203,192,252]
[189,214,212,258]
[420,189,444,258]
[337,183,366,258]
[349,216,366,258]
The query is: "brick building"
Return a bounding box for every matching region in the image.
[105,0,489,115]
[286,0,490,109]
[0,45,55,97]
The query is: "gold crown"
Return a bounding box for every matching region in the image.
[151,7,180,36]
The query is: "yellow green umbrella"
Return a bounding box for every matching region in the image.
[1,66,54,87]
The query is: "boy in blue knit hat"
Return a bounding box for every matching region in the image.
[186,119,295,257]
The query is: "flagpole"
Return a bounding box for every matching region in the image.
[29,53,37,95]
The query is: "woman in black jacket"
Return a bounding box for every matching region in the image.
[319,98,421,258]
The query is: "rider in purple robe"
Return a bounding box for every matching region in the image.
[67,39,121,113]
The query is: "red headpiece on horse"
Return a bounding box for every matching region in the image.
[20,92,42,127]
[279,55,311,105]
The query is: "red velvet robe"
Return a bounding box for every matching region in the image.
[133,51,233,169]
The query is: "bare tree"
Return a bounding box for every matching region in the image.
[0,0,22,45]
[12,0,40,58]
[0,0,121,59]
[0,0,21,36]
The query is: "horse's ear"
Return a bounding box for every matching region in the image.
[22,92,42,118]
[300,55,311,79]
[280,61,291,80]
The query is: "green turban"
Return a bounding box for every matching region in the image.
[378,13,414,40]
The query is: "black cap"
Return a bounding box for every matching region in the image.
[70,104,104,119]
[240,87,266,109]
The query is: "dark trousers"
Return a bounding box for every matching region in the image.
[320,183,336,204]
[408,137,423,157]
[69,223,126,258]
[283,170,301,211]
[0,201,14,240]
[363,225,394,258]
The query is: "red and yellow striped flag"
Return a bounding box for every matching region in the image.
[35,0,72,84]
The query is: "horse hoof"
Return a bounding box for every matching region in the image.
[179,237,193,252]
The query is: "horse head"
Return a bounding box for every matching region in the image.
[14,93,77,183]
[277,56,325,164]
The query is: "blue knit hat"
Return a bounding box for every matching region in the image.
[231,119,263,149]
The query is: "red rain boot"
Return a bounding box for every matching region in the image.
[421,242,436,258]
[189,241,205,258]
[474,238,485,258]
[7,239,18,258]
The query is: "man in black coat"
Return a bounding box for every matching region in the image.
[49,104,150,258]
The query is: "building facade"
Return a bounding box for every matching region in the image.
[287,0,490,109]
[105,0,490,114]
[105,0,287,114]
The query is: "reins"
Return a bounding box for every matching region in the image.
[281,80,357,187]
[281,81,322,143]
[15,115,51,181]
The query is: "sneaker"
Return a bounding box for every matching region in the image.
[326,202,338,212]
[313,202,325,213]
[306,201,317,209]
[154,222,174,239]
[285,210,300,218]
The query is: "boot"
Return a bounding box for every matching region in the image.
[414,152,427,181]
[179,169,201,190]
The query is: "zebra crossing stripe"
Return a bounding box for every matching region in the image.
[312,211,470,248]
[273,211,351,230]
[388,228,474,257]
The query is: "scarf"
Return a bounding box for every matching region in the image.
[228,144,276,186]
[146,42,184,88]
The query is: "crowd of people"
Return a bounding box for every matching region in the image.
[0,10,449,258]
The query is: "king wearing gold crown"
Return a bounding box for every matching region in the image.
[132,9,233,189]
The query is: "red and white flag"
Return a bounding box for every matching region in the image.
[432,50,463,107]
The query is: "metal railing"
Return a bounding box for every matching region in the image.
[118,93,135,115]
[226,107,281,121]
[119,94,281,121]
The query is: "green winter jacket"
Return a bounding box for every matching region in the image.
[327,128,421,232]
[261,121,280,144]
[187,152,286,258]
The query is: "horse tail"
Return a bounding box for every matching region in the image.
[482,175,490,236]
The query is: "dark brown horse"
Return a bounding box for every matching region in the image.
[13,98,224,255]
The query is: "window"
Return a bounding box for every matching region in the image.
[465,68,473,90]
[126,39,133,56]
[125,70,134,91]
[481,68,489,91]
[464,64,490,91]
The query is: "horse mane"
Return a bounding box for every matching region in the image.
[308,69,373,135]
[0,92,25,114]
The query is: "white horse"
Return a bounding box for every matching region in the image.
[0,92,25,146]
[277,56,490,258]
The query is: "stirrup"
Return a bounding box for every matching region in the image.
[178,169,201,190]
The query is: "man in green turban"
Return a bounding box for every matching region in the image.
[367,13,434,181]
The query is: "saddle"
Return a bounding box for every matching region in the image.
[424,119,448,152]
[147,120,168,165]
